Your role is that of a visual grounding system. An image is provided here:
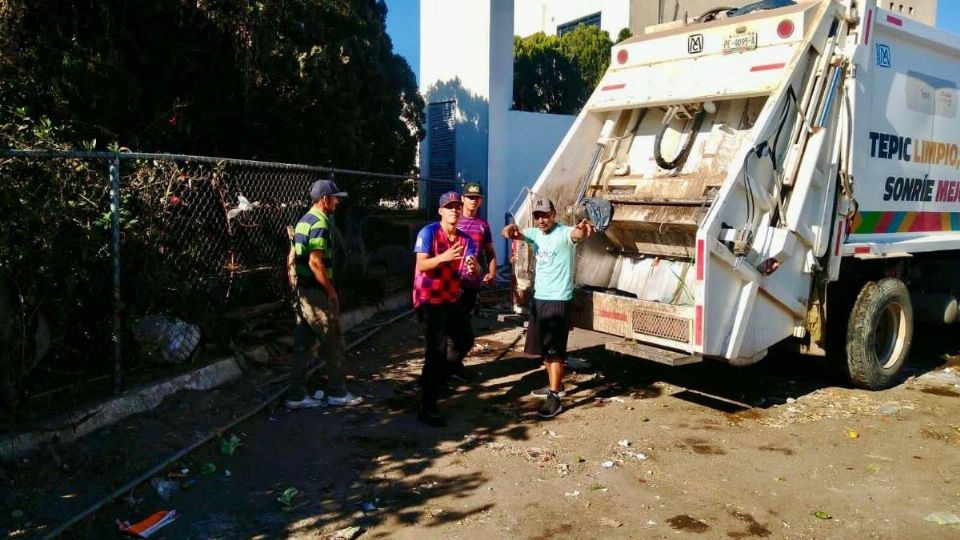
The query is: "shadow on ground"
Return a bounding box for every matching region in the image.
[7,309,958,539]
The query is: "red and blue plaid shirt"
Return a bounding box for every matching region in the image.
[413,222,478,308]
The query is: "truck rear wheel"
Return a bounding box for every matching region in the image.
[845,278,913,390]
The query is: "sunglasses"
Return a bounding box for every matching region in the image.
[463,195,482,200]
[441,204,463,210]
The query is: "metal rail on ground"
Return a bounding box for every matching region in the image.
[41,307,415,539]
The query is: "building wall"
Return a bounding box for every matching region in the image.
[877,0,936,26]
[514,0,631,38]
[629,0,937,32]
[420,0,492,204]
[487,0,515,236]
[488,110,577,258]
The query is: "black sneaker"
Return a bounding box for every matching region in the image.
[538,392,563,418]
[450,365,476,384]
[530,386,566,398]
[417,408,447,427]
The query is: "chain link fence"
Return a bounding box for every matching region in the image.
[0,150,456,406]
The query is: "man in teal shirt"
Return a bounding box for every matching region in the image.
[502,196,596,418]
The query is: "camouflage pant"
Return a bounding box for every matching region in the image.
[290,286,346,401]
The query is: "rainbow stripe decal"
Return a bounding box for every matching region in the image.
[852,211,960,234]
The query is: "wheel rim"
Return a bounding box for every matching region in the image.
[873,301,906,370]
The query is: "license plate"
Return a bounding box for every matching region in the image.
[723,32,757,53]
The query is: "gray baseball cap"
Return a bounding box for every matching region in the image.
[531,196,555,213]
[309,179,347,200]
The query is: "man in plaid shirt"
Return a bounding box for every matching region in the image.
[413,191,480,427]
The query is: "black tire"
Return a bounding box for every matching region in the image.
[845,278,913,390]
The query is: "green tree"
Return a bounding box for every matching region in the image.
[0,0,426,404]
[513,24,614,114]
[512,33,579,114]
[0,0,423,182]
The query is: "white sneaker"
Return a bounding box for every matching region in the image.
[326,392,363,406]
[285,396,326,410]
[312,390,325,400]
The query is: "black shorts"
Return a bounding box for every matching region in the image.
[524,299,571,360]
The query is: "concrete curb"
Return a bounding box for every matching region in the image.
[0,357,243,461]
[339,289,410,331]
[0,290,412,461]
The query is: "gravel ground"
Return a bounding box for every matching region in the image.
[3,312,960,539]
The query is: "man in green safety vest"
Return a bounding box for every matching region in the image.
[286,179,363,409]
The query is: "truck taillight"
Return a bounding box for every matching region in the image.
[616,49,628,65]
[777,19,795,39]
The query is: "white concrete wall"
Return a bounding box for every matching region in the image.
[514,0,630,37]
[420,0,492,197]
[488,110,576,261]
[487,0,515,255]
[421,0,492,99]
[420,0,590,264]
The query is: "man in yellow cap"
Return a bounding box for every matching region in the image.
[446,181,497,383]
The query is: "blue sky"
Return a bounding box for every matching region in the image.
[939,2,960,34]
[384,0,420,83]
[384,0,960,85]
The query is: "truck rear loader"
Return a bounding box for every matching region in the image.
[511,0,960,389]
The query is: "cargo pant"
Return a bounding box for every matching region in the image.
[289,286,346,401]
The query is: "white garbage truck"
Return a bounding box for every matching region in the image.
[511,0,960,389]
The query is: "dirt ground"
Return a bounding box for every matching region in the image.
[3,310,960,539]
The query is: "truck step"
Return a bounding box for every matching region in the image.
[600,174,724,204]
[605,340,702,366]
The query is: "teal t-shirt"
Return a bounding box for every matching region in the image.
[523,224,576,301]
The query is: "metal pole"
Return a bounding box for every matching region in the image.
[330,171,336,288]
[109,155,123,393]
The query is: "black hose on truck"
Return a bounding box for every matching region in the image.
[653,107,706,171]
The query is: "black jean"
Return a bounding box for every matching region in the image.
[445,287,480,366]
[417,302,474,410]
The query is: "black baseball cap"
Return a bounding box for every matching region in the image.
[463,182,484,197]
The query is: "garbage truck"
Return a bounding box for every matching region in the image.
[510,0,960,389]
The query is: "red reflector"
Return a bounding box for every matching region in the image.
[863,9,873,45]
[750,63,786,72]
[616,49,628,64]
[886,15,903,26]
[598,309,628,322]
[601,83,625,91]
[777,19,794,39]
[695,305,703,346]
[854,246,871,254]
[695,239,705,281]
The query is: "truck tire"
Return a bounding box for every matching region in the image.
[845,278,913,390]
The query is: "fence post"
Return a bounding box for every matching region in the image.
[109,154,123,393]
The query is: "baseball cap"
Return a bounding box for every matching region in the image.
[438,191,462,207]
[531,196,555,213]
[309,179,348,200]
[463,182,484,197]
